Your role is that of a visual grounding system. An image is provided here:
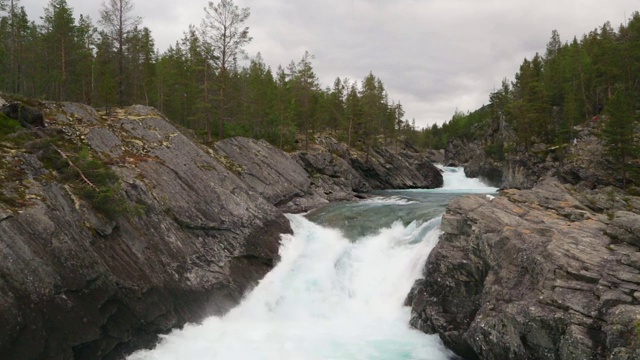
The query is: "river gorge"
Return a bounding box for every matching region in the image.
[128,167,497,360]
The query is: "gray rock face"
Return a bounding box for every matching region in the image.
[425,149,445,164]
[0,105,290,360]
[447,121,622,190]
[350,147,443,190]
[215,137,311,208]
[216,135,443,213]
[557,126,616,188]
[214,136,367,213]
[310,136,443,191]
[407,178,640,359]
[0,101,443,359]
[445,138,483,166]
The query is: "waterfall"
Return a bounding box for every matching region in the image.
[129,167,496,360]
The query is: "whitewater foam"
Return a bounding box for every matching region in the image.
[128,215,452,360]
[361,195,417,205]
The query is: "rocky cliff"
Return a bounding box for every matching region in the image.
[407,178,640,360]
[0,102,291,360]
[216,135,443,213]
[0,97,442,359]
[445,118,625,190]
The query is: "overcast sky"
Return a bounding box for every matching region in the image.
[20,0,639,127]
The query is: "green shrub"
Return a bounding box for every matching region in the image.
[37,141,131,220]
[0,114,23,138]
[484,141,505,161]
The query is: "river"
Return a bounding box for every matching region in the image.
[128,166,497,360]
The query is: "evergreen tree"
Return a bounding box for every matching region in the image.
[2,0,28,94]
[99,0,141,106]
[327,77,345,135]
[292,51,319,150]
[244,53,276,139]
[124,26,156,105]
[603,87,638,188]
[74,15,97,104]
[393,101,405,150]
[94,32,118,111]
[543,30,565,108]
[41,0,76,100]
[273,65,296,149]
[344,81,361,147]
[201,0,251,140]
[358,72,382,155]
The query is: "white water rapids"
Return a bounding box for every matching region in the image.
[129,167,497,360]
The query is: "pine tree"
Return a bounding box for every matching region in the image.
[94,32,118,111]
[125,26,156,105]
[99,0,141,106]
[292,51,318,150]
[603,87,638,188]
[273,65,296,149]
[41,0,76,100]
[328,77,345,135]
[74,15,97,104]
[201,0,251,140]
[4,0,25,93]
[344,81,361,148]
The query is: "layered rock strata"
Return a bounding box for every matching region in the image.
[0,98,443,359]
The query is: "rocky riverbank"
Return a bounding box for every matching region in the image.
[407,177,640,359]
[0,97,442,360]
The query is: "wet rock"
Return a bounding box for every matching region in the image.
[314,136,443,190]
[349,147,443,189]
[408,178,640,360]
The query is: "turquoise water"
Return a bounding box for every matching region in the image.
[128,166,496,360]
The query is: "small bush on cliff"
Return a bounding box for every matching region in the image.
[0,114,22,138]
[484,140,506,161]
[37,139,130,220]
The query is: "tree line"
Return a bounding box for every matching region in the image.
[423,13,640,187]
[0,0,420,151]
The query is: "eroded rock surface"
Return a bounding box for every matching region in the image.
[0,99,443,359]
[216,135,443,213]
[0,104,289,360]
[407,178,640,360]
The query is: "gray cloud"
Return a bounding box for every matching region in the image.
[20,0,638,127]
